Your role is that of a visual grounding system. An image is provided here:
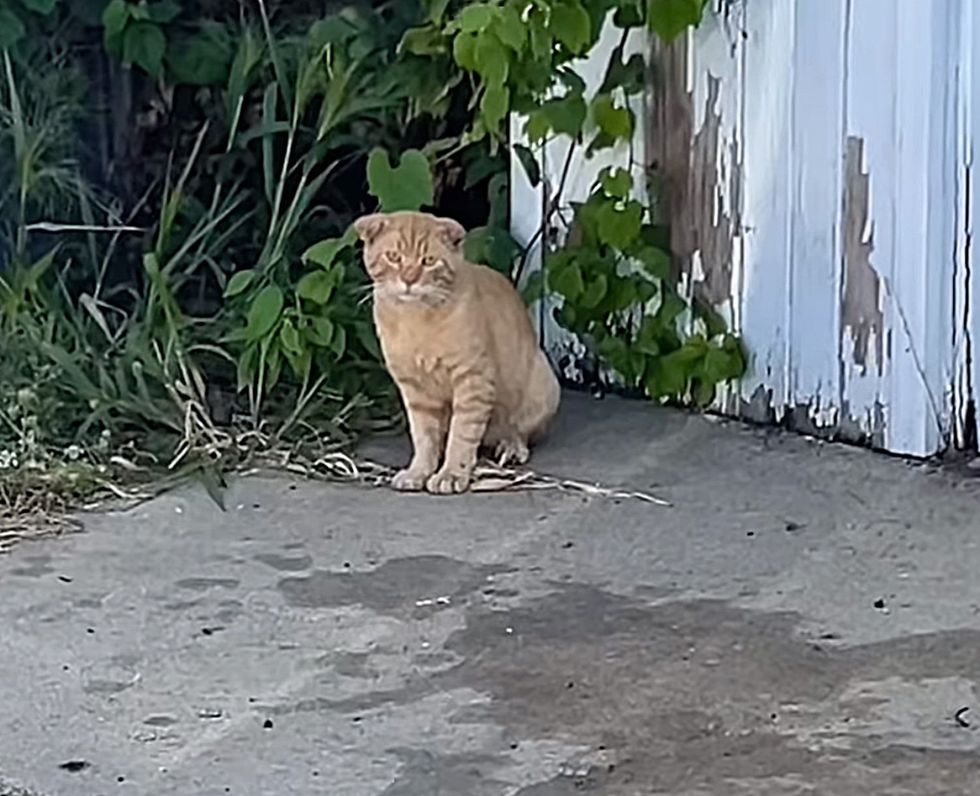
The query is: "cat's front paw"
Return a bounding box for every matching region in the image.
[425,469,472,495]
[391,467,431,492]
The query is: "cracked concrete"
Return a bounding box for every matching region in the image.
[1,392,980,795]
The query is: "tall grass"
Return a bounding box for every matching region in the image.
[0,5,419,527]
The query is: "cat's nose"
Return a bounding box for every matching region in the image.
[401,270,421,287]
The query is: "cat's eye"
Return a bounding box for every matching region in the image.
[384,250,402,265]
[421,255,437,268]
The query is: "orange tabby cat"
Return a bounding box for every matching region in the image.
[354,210,560,494]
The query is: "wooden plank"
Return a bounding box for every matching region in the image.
[959,0,980,450]
[884,0,956,454]
[838,0,894,447]
[786,0,848,433]
[736,0,794,422]
[906,0,957,454]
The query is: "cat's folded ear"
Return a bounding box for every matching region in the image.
[353,213,388,244]
[435,217,466,250]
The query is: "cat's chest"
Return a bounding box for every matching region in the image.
[376,310,459,380]
[388,339,450,376]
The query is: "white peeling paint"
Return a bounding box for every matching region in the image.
[510,0,980,456]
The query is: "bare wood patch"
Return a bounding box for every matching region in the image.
[651,41,741,306]
[841,136,885,374]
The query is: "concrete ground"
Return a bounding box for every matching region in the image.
[1,392,980,796]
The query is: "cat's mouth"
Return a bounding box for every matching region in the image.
[377,283,448,306]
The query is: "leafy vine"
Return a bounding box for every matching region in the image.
[390,0,746,404]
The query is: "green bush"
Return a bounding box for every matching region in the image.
[0,0,743,511]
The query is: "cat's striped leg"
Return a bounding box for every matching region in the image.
[427,369,495,494]
[392,387,448,492]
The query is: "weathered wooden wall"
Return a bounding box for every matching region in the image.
[512,0,980,458]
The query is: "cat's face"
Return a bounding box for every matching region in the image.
[354,211,466,306]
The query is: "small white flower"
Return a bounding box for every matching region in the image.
[65,445,82,461]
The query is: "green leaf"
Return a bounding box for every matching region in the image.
[147,0,180,23]
[306,316,334,347]
[452,32,478,70]
[458,3,494,32]
[284,347,312,381]
[614,0,646,28]
[354,321,382,359]
[425,0,451,23]
[597,335,631,378]
[646,353,688,397]
[492,4,525,52]
[224,269,255,298]
[637,245,670,279]
[513,144,541,186]
[303,236,349,269]
[609,277,639,310]
[635,276,658,304]
[142,251,160,276]
[279,319,302,355]
[102,0,129,38]
[401,25,447,56]
[693,296,728,337]
[474,32,508,85]
[260,83,277,204]
[236,345,256,392]
[19,0,58,14]
[599,167,632,198]
[694,379,716,406]
[580,274,608,309]
[593,94,634,140]
[636,318,662,356]
[600,51,647,95]
[528,11,552,60]
[527,93,588,141]
[123,22,166,78]
[0,8,26,48]
[702,345,740,384]
[296,270,337,305]
[464,225,520,273]
[547,94,588,136]
[245,285,284,341]
[167,28,233,86]
[481,83,510,131]
[550,259,585,301]
[265,340,283,390]
[597,200,644,249]
[525,112,550,143]
[551,0,592,55]
[647,0,709,42]
[330,324,348,357]
[366,148,434,212]
[309,15,358,47]
[657,289,687,326]
[227,28,263,116]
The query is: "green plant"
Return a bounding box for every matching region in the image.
[1,0,743,535]
[102,0,179,78]
[546,168,744,405]
[393,0,744,404]
[0,0,61,49]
